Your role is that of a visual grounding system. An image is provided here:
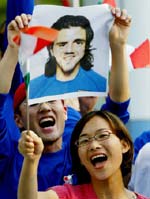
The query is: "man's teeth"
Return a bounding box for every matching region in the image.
[39,117,55,128]
[91,154,106,161]
[40,118,53,123]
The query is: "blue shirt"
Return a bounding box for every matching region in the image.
[30,67,106,99]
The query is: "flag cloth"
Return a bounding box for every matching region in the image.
[13,26,58,88]
[14,26,58,65]
[130,39,150,69]
[103,0,117,7]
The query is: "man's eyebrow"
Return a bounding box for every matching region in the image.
[56,41,67,45]
[56,39,85,44]
[74,39,86,42]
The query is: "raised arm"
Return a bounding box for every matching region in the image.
[18,130,43,199]
[109,7,132,102]
[18,130,58,199]
[0,14,31,94]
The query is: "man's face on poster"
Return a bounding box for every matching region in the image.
[51,26,86,74]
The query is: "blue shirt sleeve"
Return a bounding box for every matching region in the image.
[0,94,19,174]
[101,95,130,124]
[133,131,150,162]
[0,93,20,141]
[3,0,34,51]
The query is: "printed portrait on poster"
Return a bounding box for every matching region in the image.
[25,4,114,104]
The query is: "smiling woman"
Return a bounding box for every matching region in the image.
[70,110,133,186]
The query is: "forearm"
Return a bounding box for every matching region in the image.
[109,44,130,102]
[0,45,18,93]
[18,158,39,199]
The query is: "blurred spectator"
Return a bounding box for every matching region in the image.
[129,142,150,197]
[133,130,150,162]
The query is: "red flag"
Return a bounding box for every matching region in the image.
[103,0,117,7]
[13,26,58,54]
[22,26,58,53]
[130,39,150,69]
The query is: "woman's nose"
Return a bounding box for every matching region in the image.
[87,139,102,151]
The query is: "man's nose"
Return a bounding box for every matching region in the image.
[66,43,74,52]
[38,102,52,112]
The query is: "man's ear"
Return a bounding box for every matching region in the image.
[64,105,68,121]
[121,140,130,154]
[61,100,68,121]
[14,113,24,129]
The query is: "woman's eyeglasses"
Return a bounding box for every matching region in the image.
[75,129,112,147]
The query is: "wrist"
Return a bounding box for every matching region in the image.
[24,156,41,166]
[7,44,19,52]
[110,42,126,51]
[6,44,19,61]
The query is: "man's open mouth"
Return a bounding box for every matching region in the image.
[39,117,55,128]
